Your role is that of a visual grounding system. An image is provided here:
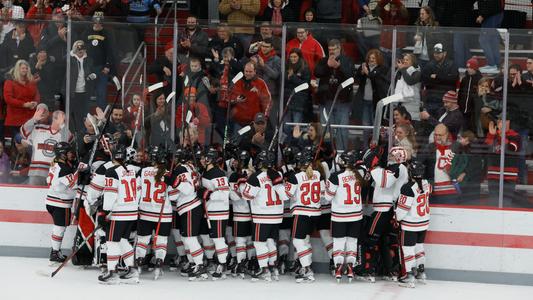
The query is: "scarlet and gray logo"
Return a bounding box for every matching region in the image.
[37,139,58,157]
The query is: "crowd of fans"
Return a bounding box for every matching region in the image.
[0,0,530,207]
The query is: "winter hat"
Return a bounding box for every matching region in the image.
[433,43,445,53]
[442,90,458,103]
[466,58,479,71]
[164,41,174,52]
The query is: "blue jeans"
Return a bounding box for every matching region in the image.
[320,102,351,151]
[361,100,374,147]
[479,12,504,67]
[95,72,109,110]
[454,32,472,68]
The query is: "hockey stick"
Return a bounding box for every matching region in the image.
[313,77,354,161]
[222,72,244,161]
[370,93,404,146]
[322,108,338,173]
[181,76,192,147]
[73,78,122,220]
[268,82,309,152]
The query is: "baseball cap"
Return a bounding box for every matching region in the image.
[433,43,445,53]
[254,112,266,124]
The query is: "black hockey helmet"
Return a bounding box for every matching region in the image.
[149,145,167,165]
[175,146,191,164]
[409,159,426,179]
[282,146,297,165]
[295,150,313,168]
[204,147,219,165]
[237,149,251,166]
[113,144,127,162]
[224,143,239,160]
[255,150,275,169]
[54,142,73,159]
[339,150,358,167]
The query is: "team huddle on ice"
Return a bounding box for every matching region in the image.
[45,137,430,288]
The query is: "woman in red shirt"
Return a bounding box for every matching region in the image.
[3,59,40,138]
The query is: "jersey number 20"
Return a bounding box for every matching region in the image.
[416,193,430,217]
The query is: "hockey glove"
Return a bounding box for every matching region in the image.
[96,210,109,227]
[386,163,400,178]
[267,168,283,185]
[197,186,212,202]
[78,168,91,185]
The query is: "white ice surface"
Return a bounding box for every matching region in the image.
[3,256,533,300]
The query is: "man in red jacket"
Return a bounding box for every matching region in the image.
[230,62,271,131]
[285,27,325,77]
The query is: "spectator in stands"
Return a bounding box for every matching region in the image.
[476,0,504,73]
[230,61,271,130]
[284,48,311,125]
[393,103,412,127]
[458,57,482,132]
[20,106,71,185]
[3,59,40,138]
[237,112,273,158]
[178,15,209,61]
[84,11,115,110]
[250,37,281,127]
[219,0,261,51]
[420,90,463,138]
[148,41,179,97]
[449,130,483,204]
[209,46,243,139]
[40,9,67,67]
[394,53,421,122]
[355,2,381,59]
[124,93,142,141]
[413,6,438,69]
[354,48,389,146]
[507,64,525,94]
[394,123,417,159]
[0,141,8,183]
[286,27,324,78]
[313,0,342,23]
[30,46,60,111]
[418,123,458,204]
[303,7,315,22]
[485,116,521,206]
[145,91,171,147]
[176,87,211,145]
[0,21,35,74]
[261,0,295,35]
[0,0,24,44]
[314,39,354,150]
[105,105,132,146]
[421,43,458,118]
[68,40,97,132]
[25,0,53,47]
[86,0,128,20]
[8,134,30,184]
[291,121,335,162]
[181,57,210,109]
[120,0,161,62]
[209,23,245,61]
[377,0,409,66]
[521,56,533,93]
[473,77,500,137]
[249,22,281,56]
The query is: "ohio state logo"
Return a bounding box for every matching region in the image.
[37,139,58,158]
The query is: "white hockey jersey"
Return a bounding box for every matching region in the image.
[320,162,332,214]
[202,166,230,220]
[229,171,251,222]
[370,163,409,212]
[396,180,432,232]
[103,164,140,221]
[46,161,78,208]
[171,164,200,215]
[241,170,285,224]
[21,119,72,177]
[285,170,322,217]
[139,166,173,223]
[280,164,295,218]
[325,169,364,222]
[86,160,114,205]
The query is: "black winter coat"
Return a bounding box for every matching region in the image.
[421,58,459,102]
[314,54,354,104]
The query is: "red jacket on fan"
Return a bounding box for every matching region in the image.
[485,129,521,182]
[231,77,271,126]
[3,79,40,127]
[286,34,325,77]
[176,101,211,143]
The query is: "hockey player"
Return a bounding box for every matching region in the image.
[136,146,173,280]
[46,142,78,265]
[325,150,366,282]
[198,148,231,280]
[241,150,286,281]
[396,159,431,288]
[278,146,297,274]
[168,146,208,281]
[98,145,141,285]
[228,149,254,278]
[363,146,409,282]
[285,149,322,283]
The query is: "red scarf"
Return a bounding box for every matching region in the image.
[218,64,230,108]
[259,49,276,63]
[435,142,451,155]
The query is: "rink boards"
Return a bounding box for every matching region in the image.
[1,184,533,284]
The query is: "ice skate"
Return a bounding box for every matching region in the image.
[212,263,227,280]
[119,266,140,284]
[188,264,208,281]
[251,267,271,282]
[288,259,301,275]
[49,249,66,266]
[235,260,247,279]
[278,255,287,275]
[416,265,427,284]
[270,266,280,281]
[247,257,259,275]
[346,264,354,283]
[399,272,416,288]
[382,271,398,282]
[227,256,237,272]
[357,272,376,283]
[98,270,119,285]
[153,258,163,280]
[135,257,144,275]
[329,259,335,277]
[335,264,343,283]
[180,262,194,277]
[296,267,315,283]
[168,256,179,271]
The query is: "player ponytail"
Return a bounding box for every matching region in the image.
[154,163,166,183]
[305,164,313,179]
[415,178,424,193]
[347,165,367,188]
[313,160,326,181]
